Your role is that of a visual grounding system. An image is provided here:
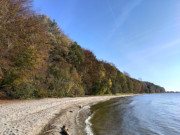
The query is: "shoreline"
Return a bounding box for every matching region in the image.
[40,94,137,135]
[0,95,137,135]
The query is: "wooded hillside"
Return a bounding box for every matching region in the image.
[0,0,165,99]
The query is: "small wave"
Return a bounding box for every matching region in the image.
[85,112,94,135]
[76,105,90,125]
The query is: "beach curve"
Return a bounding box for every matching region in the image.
[0,95,136,135]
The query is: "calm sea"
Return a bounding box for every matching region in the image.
[77,94,180,135]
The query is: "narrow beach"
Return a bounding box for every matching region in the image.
[0,95,135,135]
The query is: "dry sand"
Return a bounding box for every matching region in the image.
[0,95,136,135]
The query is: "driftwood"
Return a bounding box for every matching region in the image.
[44,129,54,133]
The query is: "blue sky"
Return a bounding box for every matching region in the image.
[33,0,180,91]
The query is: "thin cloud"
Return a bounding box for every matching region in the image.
[106,0,144,39]
[140,39,180,57]
[106,0,118,27]
[124,39,180,71]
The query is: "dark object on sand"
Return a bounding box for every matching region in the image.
[60,125,69,135]
[79,105,82,109]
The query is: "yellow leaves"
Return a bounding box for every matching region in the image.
[108,79,112,88]
[121,73,127,82]
[28,45,35,52]
[13,78,24,86]
[100,71,105,79]
[66,82,74,95]
[71,69,82,83]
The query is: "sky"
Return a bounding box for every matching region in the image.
[33,0,180,92]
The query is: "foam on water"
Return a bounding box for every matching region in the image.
[76,105,90,126]
[85,113,94,135]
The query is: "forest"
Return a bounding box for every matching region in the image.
[0,0,165,99]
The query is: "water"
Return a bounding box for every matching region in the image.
[84,94,180,135]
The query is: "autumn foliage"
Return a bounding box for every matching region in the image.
[0,0,165,99]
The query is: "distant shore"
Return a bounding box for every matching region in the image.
[0,94,137,135]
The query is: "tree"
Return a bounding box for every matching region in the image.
[123,71,131,77]
[0,0,166,99]
[0,0,50,98]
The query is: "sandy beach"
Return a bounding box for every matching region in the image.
[0,95,135,135]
